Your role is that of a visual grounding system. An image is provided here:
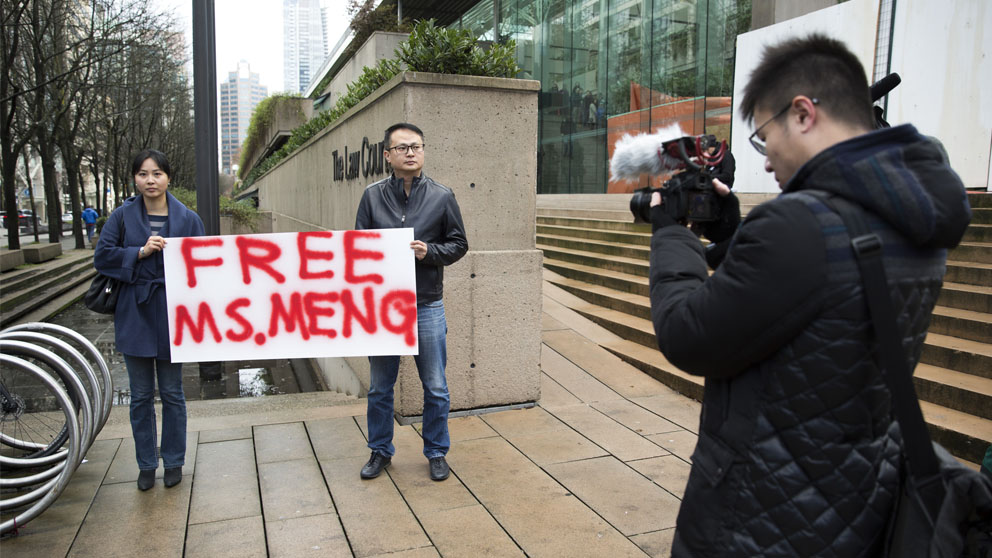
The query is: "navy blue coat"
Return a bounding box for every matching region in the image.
[94,193,204,359]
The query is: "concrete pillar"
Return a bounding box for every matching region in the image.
[256,72,543,417]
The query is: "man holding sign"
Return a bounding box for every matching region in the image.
[355,123,468,481]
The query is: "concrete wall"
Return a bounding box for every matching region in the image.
[732,0,880,193]
[242,99,310,176]
[255,71,543,416]
[887,0,992,191]
[751,0,839,30]
[732,0,991,193]
[319,32,409,110]
[219,211,274,236]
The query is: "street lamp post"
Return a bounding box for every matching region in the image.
[192,0,222,381]
[192,0,220,237]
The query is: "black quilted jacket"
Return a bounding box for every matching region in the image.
[649,125,971,557]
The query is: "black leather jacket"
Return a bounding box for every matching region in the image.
[355,174,468,303]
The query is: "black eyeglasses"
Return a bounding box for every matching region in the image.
[386,144,425,155]
[748,98,819,155]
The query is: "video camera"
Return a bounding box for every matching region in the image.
[611,130,727,224]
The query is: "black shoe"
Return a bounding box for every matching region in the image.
[429,456,450,481]
[360,452,391,479]
[164,467,182,488]
[137,469,155,491]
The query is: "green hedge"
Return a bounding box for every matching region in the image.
[238,94,303,180]
[171,188,260,232]
[238,20,520,192]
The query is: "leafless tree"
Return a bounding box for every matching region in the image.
[1,0,194,249]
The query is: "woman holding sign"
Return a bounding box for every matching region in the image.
[94,149,204,491]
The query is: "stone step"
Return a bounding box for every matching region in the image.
[0,250,92,293]
[579,302,991,464]
[544,251,992,353]
[542,258,648,297]
[571,303,657,350]
[537,208,632,220]
[970,207,992,225]
[938,281,992,313]
[968,192,992,208]
[914,363,992,421]
[551,266,992,381]
[945,260,992,287]
[539,244,649,278]
[920,400,992,465]
[12,280,93,327]
[601,338,704,401]
[963,224,992,243]
[560,288,992,463]
[949,241,989,264]
[548,276,651,321]
[0,259,97,329]
[929,306,992,344]
[536,215,650,234]
[921,332,992,380]
[538,232,651,260]
[537,223,651,248]
[0,254,94,311]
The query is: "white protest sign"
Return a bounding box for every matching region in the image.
[162,229,418,363]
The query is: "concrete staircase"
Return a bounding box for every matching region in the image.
[0,250,97,328]
[537,192,992,465]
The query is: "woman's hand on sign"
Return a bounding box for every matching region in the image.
[140,235,167,259]
[410,240,427,260]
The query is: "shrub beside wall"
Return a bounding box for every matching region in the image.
[237,20,521,193]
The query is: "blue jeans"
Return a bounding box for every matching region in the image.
[123,355,186,470]
[367,300,450,459]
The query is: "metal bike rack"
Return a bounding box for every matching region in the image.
[0,322,113,535]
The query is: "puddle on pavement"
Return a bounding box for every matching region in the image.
[44,300,323,403]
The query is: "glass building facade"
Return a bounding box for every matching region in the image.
[450,0,751,194]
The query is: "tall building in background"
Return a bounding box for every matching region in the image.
[220,61,268,175]
[283,0,327,93]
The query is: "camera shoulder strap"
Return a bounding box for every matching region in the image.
[806,190,944,516]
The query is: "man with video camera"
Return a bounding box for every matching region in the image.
[646,35,971,556]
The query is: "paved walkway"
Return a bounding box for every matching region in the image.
[1,280,700,558]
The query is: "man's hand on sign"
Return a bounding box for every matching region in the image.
[140,235,167,259]
[410,240,427,260]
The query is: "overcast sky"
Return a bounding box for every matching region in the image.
[158,0,352,93]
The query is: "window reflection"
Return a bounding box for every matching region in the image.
[451,0,750,194]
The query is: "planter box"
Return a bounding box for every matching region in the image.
[1,249,24,272]
[22,242,62,263]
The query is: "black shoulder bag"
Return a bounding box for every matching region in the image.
[817,194,992,558]
[84,217,124,314]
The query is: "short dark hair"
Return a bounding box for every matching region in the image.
[740,34,873,130]
[131,149,172,179]
[383,123,425,149]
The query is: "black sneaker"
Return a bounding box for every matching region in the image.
[360,452,391,479]
[164,467,182,488]
[429,456,450,481]
[137,469,155,491]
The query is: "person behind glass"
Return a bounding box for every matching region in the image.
[355,123,468,482]
[705,142,735,188]
[94,149,204,491]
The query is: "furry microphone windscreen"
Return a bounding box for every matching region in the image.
[610,124,686,181]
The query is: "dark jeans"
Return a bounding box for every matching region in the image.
[366,300,450,459]
[123,355,186,470]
